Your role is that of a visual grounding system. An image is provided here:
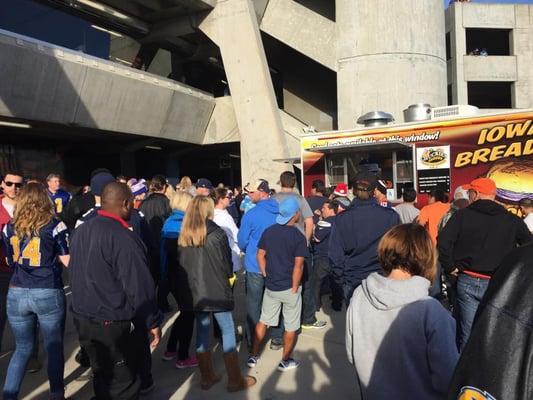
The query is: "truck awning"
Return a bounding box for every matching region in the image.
[304,140,412,153]
[272,157,301,165]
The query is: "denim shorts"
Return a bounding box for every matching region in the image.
[260,287,302,332]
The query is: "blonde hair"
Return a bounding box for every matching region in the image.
[179,176,193,191]
[13,183,55,239]
[170,190,193,212]
[178,196,214,247]
[378,223,437,283]
[164,184,176,200]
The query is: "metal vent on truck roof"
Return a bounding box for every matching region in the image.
[356,111,395,127]
[403,104,432,123]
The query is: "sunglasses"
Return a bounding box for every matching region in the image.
[4,181,23,188]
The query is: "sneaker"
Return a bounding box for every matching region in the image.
[247,355,259,368]
[301,320,327,330]
[175,356,198,369]
[269,339,283,351]
[161,351,177,361]
[277,358,300,372]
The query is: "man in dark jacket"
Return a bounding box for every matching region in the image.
[140,175,172,310]
[448,243,533,400]
[438,178,532,350]
[329,172,401,303]
[70,182,162,400]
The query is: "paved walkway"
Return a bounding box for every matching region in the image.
[0,277,359,399]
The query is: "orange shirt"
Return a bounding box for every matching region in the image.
[418,201,450,244]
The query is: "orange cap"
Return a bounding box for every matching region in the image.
[462,178,497,196]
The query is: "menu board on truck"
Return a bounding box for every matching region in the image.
[416,145,451,193]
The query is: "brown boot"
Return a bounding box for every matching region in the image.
[223,351,257,392]
[196,351,222,390]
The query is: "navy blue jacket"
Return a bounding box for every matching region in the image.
[329,199,400,288]
[76,206,156,256]
[70,214,162,328]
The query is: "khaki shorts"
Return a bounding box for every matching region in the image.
[260,287,302,332]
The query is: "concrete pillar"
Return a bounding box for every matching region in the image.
[448,3,468,105]
[512,4,533,108]
[336,0,448,129]
[199,0,289,187]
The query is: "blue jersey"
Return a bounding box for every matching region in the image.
[2,218,69,289]
[48,189,71,214]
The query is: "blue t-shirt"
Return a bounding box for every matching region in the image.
[48,189,71,214]
[2,218,69,289]
[258,224,309,291]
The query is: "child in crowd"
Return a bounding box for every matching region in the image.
[346,223,458,400]
[248,197,308,372]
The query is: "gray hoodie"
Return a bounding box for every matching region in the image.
[346,272,458,400]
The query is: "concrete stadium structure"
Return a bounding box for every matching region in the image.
[0,0,531,187]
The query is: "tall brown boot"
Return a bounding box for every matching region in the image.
[223,351,257,392]
[196,351,222,390]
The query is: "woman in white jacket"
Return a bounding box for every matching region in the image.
[346,223,458,400]
[213,188,241,272]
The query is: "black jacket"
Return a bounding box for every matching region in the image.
[438,200,532,275]
[448,243,533,400]
[70,214,162,329]
[178,220,233,312]
[140,193,172,249]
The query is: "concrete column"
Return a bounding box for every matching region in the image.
[512,5,533,108]
[449,3,468,105]
[336,0,448,129]
[199,0,289,187]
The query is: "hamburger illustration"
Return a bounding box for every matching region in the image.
[486,159,533,203]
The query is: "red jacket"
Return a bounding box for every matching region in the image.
[0,195,13,273]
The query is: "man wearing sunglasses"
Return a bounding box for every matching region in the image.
[0,170,23,354]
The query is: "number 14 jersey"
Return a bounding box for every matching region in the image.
[2,218,69,289]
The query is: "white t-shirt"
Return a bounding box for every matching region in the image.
[213,208,241,272]
[524,213,533,233]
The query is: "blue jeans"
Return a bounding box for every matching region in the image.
[245,272,283,347]
[3,287,65,400]
[456,274,490,351]
[196,311,236,353]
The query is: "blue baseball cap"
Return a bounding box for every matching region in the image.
[276,197,300,225]
[90,172,115,196]
[195,178,213,189]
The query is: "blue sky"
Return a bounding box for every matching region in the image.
[445,0,533,6]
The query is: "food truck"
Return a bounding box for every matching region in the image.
[300,107,533,214]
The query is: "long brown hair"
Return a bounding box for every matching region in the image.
[178,196,214,247]
[13,183,55,239]
[378,223,437,283]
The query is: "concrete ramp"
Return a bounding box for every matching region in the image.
[260,0,336,71]
[0,29,216,144]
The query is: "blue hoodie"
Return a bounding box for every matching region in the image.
[160,209,185,279]
[237,198,279,273]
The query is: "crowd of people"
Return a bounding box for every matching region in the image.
[0,167,532,400]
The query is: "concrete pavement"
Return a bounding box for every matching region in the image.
[0,277,359,399]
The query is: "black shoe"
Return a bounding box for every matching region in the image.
[269,339,283,351]
[75,348,91,368]
[27,357,42,373]
[140,380,155,395]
